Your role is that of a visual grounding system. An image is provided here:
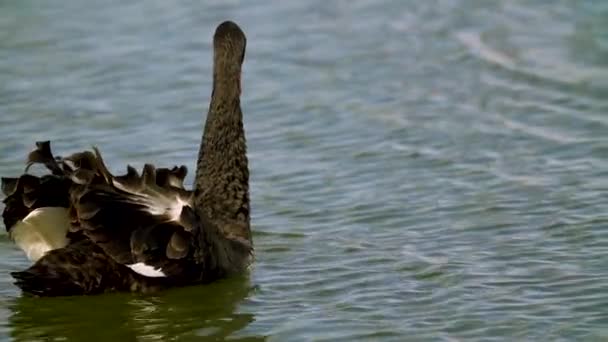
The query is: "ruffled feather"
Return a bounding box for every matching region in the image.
[4,141,200,279]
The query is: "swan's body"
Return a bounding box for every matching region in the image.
[1,21,252,296]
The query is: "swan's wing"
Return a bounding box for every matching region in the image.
[65,146,200,278]
[3,141,200,280]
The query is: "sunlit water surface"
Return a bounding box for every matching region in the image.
[1,1,608,340]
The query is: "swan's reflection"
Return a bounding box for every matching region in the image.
[8,276,263,341]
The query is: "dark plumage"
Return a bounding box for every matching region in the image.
[1,20,253,296]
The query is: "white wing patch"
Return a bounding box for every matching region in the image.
[10,207,70,262]
[128,262,166,277]
[112,179,191,222]
[159,197,190,222]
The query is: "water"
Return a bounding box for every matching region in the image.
[1,0,607,340]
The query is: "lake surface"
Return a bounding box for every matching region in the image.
[1,0,608,340]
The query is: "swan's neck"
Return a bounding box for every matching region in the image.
[211,66,241,100]
[194,68,250,230]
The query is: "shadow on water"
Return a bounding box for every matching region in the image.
[7,276,264,341]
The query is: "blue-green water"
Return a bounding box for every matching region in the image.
[1,0,608,340]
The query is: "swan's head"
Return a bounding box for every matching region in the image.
[213,21,246,70]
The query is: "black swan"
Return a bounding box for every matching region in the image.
[1,21,252,296]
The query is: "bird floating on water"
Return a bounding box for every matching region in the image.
[1,20,253,296]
